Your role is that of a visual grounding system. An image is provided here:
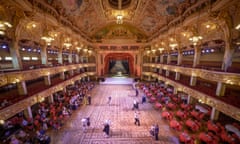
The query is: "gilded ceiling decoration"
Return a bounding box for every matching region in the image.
[29,0,196,42]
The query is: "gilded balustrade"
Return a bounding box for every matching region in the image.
[0,72,96,120]
[143,63,240,86]
[142,72,240,121]
[0,63,96,87]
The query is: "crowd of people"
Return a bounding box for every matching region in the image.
[0,81,95,144]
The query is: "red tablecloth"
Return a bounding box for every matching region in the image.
[199,132,213,143]
[170,120,182,130]
[154,102,162,109]
[207,121,220,133]
[176,110,187,119]
[161,111,172,120]
[186,119,200,131]
[179,132,192,143]
[150,96,157,103]
[147,93,152,97]
[167,103,176,110]
[221,131,237,144]
[190,110,200,119]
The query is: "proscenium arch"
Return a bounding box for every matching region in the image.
[104,53,134,75]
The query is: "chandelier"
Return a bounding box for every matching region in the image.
[189,35,202,46]
[116,15,123,24]
[41,30,54,46]
[0,20,12,35]
[63,38,72,49]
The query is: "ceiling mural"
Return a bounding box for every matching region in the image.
[37,0,195,42]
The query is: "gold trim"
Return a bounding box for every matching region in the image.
[0,72,96,120]
[142,72,240,121]
[143,63,240,86]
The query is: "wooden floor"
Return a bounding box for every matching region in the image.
[48,84,179,144]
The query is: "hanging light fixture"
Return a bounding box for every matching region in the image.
[189,10,203,46]
[0,19,12,35]
[63,37,72,49]
[41,13,54,45]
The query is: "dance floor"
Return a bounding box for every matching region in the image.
[48,85,179,144]
[100,77,134,85]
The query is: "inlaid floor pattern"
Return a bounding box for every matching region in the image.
[48,85,179,144]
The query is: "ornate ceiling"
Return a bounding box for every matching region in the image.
[0,0,239,51]
[26,0,196,42]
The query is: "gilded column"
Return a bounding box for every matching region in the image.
[9,39,23,69]
[40,45,48,65]
[17,81,27,95]
[68,50,73,64]
[58,48,63,64]
[210,107,220,121]
[60,72,65,80]
[216,82,226,96]
[44,75,51,86]
[48,94,54,103]
[23,106,33,119]
[193,46,201,68]
[190,75,197,86]
[177,49,183,65]
[175,72,180,80]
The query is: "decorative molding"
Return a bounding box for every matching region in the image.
[142,71,240,121]
[0,63,96,87]
[0,72,96,120]
[143,63,240,86]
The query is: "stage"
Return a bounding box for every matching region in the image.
[99,77,134,85]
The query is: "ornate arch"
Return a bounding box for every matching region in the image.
[104,53,134,75]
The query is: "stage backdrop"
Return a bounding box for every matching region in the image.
[104,53,134,75]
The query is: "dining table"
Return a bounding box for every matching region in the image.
[199,132,213,144]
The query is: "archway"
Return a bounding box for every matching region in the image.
[104,53,134,76]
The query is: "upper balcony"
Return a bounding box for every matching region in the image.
[143,63,240,86]
[0,63,96,87]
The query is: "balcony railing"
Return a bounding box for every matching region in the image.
[0,71,96,120]
[142,72,240,122]
[0,63,96,87]
[143,63,240,86]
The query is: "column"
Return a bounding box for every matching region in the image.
[48,94,54,103]
[69,70,74,76]
[160,55,164,63]
[87,76,90,81]
[58,48,63,64]
[9,39,23,69]
[148,75,151,81]
[40,45,48,65]
[187,95,193,104]
[173,87,178,95]
[175,72,180,80]
[76,54,79,63]
[62,87,67,93]
[68,50,73,64]
[177,49,183,65]
[165,70,169,77]
[216,82,226,96]
[23,106,33,119]
[221,45,234,71]
[193,46,201,68]
[167,52,171,64]
[155,56,158,63]
[44,75,51,86]
[190,76,197,86]
[17,81,27,95]
[210,107,220,121]
[60,72,65,80]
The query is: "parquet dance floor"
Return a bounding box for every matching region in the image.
[48,84,179,144]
